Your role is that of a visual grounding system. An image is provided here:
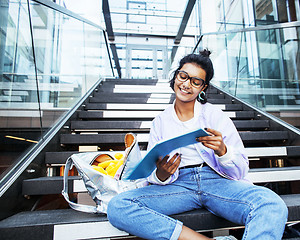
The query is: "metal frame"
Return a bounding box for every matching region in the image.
[103,30,116,78]
[171,0,197,63]
[102,0,122,78]
[102,0,115,41]
[110,43,122,78]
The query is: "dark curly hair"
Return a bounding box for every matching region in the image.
[169,49,214,104]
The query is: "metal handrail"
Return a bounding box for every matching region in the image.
[0,78,103,197]
[0,0,114,196]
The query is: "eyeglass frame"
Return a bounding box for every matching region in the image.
[175,70,206,88]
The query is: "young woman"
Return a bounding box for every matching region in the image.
[107,50,288,240]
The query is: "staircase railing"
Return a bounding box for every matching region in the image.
[0,0,114,195]
[193,21,300,128]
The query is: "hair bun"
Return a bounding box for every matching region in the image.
[199,49,211,57]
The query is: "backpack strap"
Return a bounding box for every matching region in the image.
[61,157,103,214]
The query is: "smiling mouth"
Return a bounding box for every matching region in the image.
[179,87,191,94]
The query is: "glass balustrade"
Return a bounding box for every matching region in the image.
[0,0,114,179]
[195,23,300,128]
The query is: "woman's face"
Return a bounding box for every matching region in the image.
[174,63,207,103]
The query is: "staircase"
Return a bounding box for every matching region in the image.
[1,78,300,239]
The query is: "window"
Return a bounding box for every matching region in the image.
[127,1,146,23]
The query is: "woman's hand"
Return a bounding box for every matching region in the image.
[156,153,181,182]
[196,128,227,157]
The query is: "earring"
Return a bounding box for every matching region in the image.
[199,91,205,101]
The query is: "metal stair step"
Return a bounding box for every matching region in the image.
[92,90,220,98]
[0,194,298,240]
[60,131,287,145]
[78,110,162,119]
[103,78,168,83]
[233,120,270,129]
[99,85,173,93]
[78,110,255,120]
[0,194,299,240]
[44,146,300,165]
[60,133,142,145]
[92,92,174,99]
[101,80,161,85]
[70,119,269,131]
[89,97,232,104]
[105,78,160,81]
[103,78,217,90]
[92,92,224,99]
[45,151,80,165]
[97,86,221,95]
[22,176,80,195]
[71,120,152,131]
[84,103,243,111]
[239,131,288,142]
[248,166,300,183]
[22,167,300,195]
[90,97,161,104]
[101,80,218,92]
[85,103,171,111]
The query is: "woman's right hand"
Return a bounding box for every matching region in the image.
[156,153,181,182]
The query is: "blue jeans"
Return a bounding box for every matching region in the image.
[107,166,288,240]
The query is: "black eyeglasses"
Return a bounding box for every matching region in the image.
[176,70,205,88]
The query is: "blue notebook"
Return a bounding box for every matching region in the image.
[124,128,209,180]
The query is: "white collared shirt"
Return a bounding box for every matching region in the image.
[147,100,249,185]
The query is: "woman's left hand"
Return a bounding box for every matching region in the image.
[196,128,227,157]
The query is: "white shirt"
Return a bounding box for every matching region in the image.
[172,105,204,167]
[146,100,250,185]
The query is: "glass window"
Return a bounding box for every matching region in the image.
[254,0,278,25]
[127,1,146,23]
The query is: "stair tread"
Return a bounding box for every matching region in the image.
[1,194,299,228]
[239,130,289,141]
[0,209,107,228]
[89,97,231,104]
[84,103,242,111]
[22,166,300,195]
[70,119,269,131]
[60,131,288,145]
[1,193,299,240]
[44,146,300,165]
[78,110,255,119]
[92,92,223,99]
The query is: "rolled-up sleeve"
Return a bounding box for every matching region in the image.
[210,107,249,180]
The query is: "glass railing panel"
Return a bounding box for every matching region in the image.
[0,0,113,179]
[197,24,300,128]
[30,4,85,129]
[0,0,42,177]
[28,1,112,129]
